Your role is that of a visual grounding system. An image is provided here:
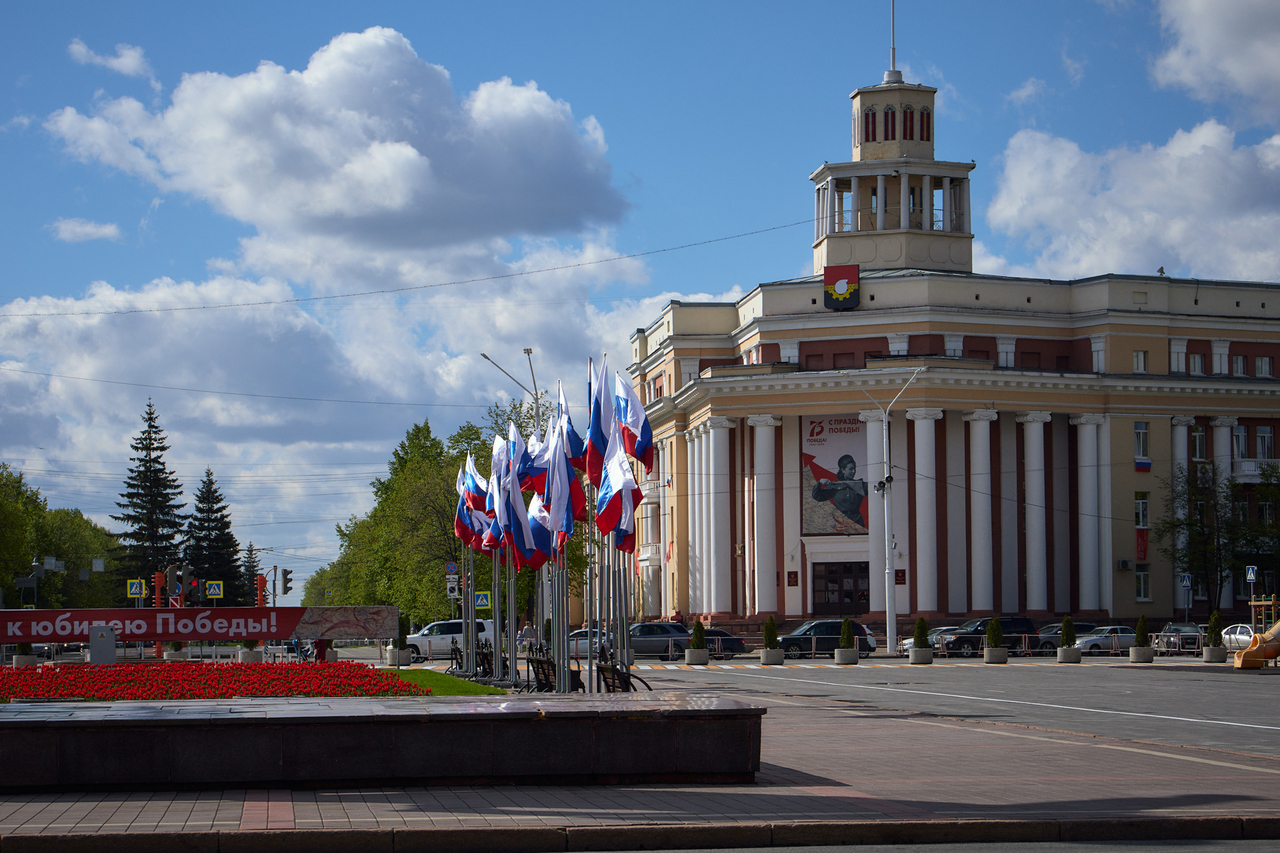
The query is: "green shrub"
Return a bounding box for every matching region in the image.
[1135,614,1150,648]
[763,616,779,650]
[15,642,33,656]
[913,617,929,649]
[241,639,259,650]
[839,618,856,650]
[1207,610,1223,647]
[168,641,184,653]
[1061,616,1076,647]
[691,620,706,650]
[543,618,552,641]
[986,618,1003,649]
[394,614,410,650]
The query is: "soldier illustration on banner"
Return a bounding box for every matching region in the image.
[802,415,869,535]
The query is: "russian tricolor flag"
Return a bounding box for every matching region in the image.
[461,453,488,512]
[585,357,613,489]
[614,371,654,475]
[559,381,586,471]
[595,419,644,553]
[525,493,554,570]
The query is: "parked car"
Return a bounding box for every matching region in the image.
[1154,621,1203,653]
[1222,623,1256,651]
[568,629,610,658]
[629,622,690,659]
[896,626,959,656]
[405,619,495,661]
[703,629,749,660]
[936,616,1043,657]
[1038,621,1097,640]
[1074,625,1138,655]
[779,619,875,658]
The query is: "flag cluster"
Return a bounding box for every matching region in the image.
[453,359,654,566]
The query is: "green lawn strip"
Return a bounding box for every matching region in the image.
[380,668,507,696]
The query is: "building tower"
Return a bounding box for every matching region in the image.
[811,67,975,274]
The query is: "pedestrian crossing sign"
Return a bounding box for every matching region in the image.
[475,592,491,609]
[126,579,144,598]
[206,580,224,599]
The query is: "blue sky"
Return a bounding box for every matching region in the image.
[4,1,1280,597]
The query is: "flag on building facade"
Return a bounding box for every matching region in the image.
[614,371,654,474]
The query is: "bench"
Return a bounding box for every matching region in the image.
[527,655,584,692]
[597,663,652,693]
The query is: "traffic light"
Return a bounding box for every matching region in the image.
[187,576,200,604]
[280,568,293,596]
[255,573,268,607]
[152,571,165,608]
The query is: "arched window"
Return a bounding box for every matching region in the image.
[863,108,877,143]
[883,105,896,141]
[920,107,932,142]
[903,106,915,140]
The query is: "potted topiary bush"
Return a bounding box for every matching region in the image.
[1057,616,1082,663]
[12,642,38,669]
[910,617,933,664]
[983,618,1008,664]
[237,638,263,663]
[387,615,413,667]
[685,620,709,665]
[834,618,860,664]
[1203,610,1227,663]
[1130,614,1154,663]
[760,615,783,665]
[164,640,188,661]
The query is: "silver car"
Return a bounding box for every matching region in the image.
[1074,625,1137,655]
[1222,623,1256,651]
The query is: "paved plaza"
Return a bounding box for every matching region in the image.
[0,657,1277,849]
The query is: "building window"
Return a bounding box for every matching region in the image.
[863,108,877,143]
[1233,354,1247,376]
[1135,564,1151,601]
[1134,421,1150,460]
[1135,492,1149,528]
[1021,352,1041,369]
[1189,353,1205,375]
[1133,350,1148,373]
[920,107,932,141]
[1236,500,1250,523]
[1261,501,1275,525]
[1259,426,1274,460]
[1259,356,1273,377]
[1233,424,1247,459]
[903,105,914,140]
[1191,425,1207,461]
[883,106,896,141]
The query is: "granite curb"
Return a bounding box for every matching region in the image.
[4,816,1280,852]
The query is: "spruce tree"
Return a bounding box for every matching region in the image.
[241,541,262,606]
[184,468,242,604]
[111,401,188,578]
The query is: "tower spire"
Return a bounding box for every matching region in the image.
[884,0,904,84]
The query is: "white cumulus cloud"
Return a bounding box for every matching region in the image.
[986,121,1280,280]
[68,38,160,92]
[49,218,121,242]
[1006,77,1046,106]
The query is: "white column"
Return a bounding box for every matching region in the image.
[1172,416,1193,474]
[707,417,734,614]
[825,178,836,236]
[899,171,910,230]
[699,424,712,613]
[851,176,860,232]
[1019,412,1053,612]
[1072,414,1104,612]
[1091,335,1106,373]
[942,176,952,233]
[923,174,933,231]
[748,416,780,614]
[961,178,971,233]
[1212,340,1231,376]
[888,333,910,356]
[876,174,886,232]
[908,408,943,613]
[657,441,669,617]
[997,336,1016,368]
[965,410,998,612]
[859,411,887,615]
[1212,417,1237,479]
[944,333,964,358]
[685,429,701,614]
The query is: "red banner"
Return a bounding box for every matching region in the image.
[1136,528,1149,561]
[1,606,398,644]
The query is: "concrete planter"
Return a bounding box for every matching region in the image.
[983,647,1008,664]
[386,649,413,667]
[1129,646,1154,663]
[1203,646,1228,663]
[1057,647,1082,664]
[12,655,39,669]
[684,648,710,666]
[237,649,264,664]
[324,649,339,663]
[834,647,860,665]
[760,648,784,666]
[163,650,189,661]
[908,647,933,665]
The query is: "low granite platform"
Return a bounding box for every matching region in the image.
[0,693,763,792]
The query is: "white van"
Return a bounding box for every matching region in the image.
[406,619,495,661]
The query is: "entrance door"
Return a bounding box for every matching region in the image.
[811,562,870,616]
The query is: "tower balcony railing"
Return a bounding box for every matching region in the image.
[637,543,661,565]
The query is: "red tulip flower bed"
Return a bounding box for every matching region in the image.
[0,661,430,702]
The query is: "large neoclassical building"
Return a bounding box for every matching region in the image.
[627,67,1280,630]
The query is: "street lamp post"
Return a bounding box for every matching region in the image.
[864,367,924,656]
